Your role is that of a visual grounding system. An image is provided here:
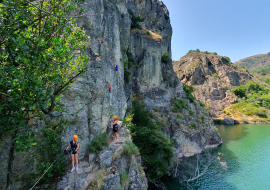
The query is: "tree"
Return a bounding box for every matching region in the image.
[130,101,174,182]
[173,149,226,190]
[0,0,90,151]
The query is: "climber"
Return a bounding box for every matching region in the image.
[64,135,80,172]
[114,63,118,75]
[109,83,111,93]
[110,116,119,142]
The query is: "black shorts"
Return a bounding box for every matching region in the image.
[113,126,118,132]
[71,150,77,154]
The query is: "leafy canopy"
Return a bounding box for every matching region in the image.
[128,101,174,181]
[0,0,90,151]
[183,83,196,103]
[229,81,270,118]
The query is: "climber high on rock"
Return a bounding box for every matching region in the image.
[64,135,80,172]
[108,83,111,93]
[114,63,118,75]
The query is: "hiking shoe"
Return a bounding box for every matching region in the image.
[76,166,78,171]
[71,167,75,173]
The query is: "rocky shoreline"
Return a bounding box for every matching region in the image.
[213,118,270,125]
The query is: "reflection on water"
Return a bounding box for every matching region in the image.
[165,124,270,190]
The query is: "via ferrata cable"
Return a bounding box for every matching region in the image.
[29,153,62,190]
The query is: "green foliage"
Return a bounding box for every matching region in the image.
[131,101,174,181]
[245,110,252,116]
[156,120,167,131]
[236,64,248,71]
[191,123,196,128]
[237,53,270,74]
[229,80,270,118]
[213,73,218,78]
[128,9,142,29]
[174,119,180,126]
[161,53,170,63]
[187,49,200,54]
[165,13,169,20]
[252,64,270,75]
[222,110,226,114]
[232,80,269,99]
[183,83,196,94]
[189,110,194,116]
[231,101,268,118]
[183,83,196,103]
[136,30,140,34]
[264,78,270,85]
[0,0,90,151]
[146,31,151,35]
[122,49,134,83]
[36,124,66,183]
[201,116,205,121]
[95,168,106,189]
[208,61,213,65]
[123,140,139,157]
[231,86,247,98]
[21,123,67,185]
[121,13,125,18]
[213,52,218,55]
[120,170,130,189]
[171,99,188,113]
[199,102,205,107]
[225,57,231,62]
[88,133,108,153]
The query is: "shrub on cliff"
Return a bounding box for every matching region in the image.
[120,170,130,189]
[21,123,67,185]
[88,132,108,153]
[128,9,142,29]
[183,83,196,103]
[231,86,247,98]
[129,101,174,181]
[171,99,188,113]
[187,49,200,54]
[213,73,218,78]
[124,140,139,157]
[161,53,170,63]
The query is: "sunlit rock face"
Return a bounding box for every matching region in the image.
[173,52,254,118]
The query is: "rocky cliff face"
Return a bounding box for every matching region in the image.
[173,52,254,118]
[1,1,221,190]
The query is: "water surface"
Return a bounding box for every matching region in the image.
[165,124,270,190]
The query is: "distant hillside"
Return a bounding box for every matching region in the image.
[235,52,270,75]
[173,52,254,118]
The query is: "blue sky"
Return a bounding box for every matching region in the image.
[162,0,270,62]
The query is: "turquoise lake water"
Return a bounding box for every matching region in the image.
[165,124,270,190]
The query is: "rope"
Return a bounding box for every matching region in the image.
[29,153,62,190]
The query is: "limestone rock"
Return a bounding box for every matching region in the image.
[223,118,235,125]
[173,52,256,118]
[89,153,96,163]
[98,150,113,168]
